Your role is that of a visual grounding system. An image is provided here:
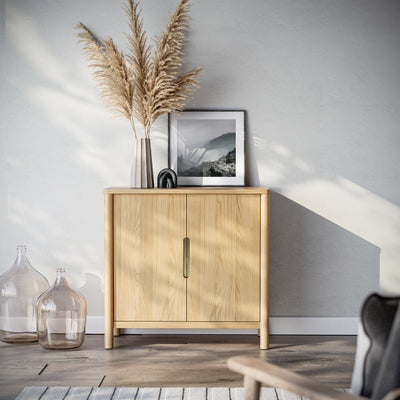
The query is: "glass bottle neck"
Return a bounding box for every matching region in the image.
[15,245,29,270]
[54,268,68,287]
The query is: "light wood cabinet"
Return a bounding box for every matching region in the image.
[104,187,270,349]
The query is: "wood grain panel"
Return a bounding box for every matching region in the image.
[187,195,260,322]
[2,334,357,400]
[114,194,186,321]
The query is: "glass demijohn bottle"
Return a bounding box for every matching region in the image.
[37,268,87,349]
[0,245,49,343]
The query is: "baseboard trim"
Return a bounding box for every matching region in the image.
[269,317,359,335]
[86,317,359,335]
[86,316,104,334]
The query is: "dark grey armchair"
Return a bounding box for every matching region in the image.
[228,293,400,400]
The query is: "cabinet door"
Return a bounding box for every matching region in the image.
[187,194,260,322]
[114,194,186,321]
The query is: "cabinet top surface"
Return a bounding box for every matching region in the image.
[105,187,270,195]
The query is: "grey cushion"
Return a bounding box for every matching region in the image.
[351,293,400,398]
[351,320,371,395]
[372,303,400,400]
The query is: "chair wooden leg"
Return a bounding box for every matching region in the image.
[244,375,261,400]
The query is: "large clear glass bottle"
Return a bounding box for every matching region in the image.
[0,245,49,343]
[37,268,87,349]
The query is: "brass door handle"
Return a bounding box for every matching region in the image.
[183,237,190,278]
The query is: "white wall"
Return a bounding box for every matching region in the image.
[1,0,399,325]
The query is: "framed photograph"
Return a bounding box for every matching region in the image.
[169,110,245,186]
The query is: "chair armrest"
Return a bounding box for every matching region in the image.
[382,389,400,400]
[228,356,369,400]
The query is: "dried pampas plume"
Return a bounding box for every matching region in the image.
[75,0,202,138]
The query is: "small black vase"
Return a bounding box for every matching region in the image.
[157,168,177,188]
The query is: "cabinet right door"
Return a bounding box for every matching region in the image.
[187,194,261,322]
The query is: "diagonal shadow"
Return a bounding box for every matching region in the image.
[269,191,380,317]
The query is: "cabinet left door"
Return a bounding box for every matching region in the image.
[113,194,187,322]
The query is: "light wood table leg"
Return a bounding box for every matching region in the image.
[244,375,261,400]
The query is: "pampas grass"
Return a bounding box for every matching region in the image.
[76,0,202,138]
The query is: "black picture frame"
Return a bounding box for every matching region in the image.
[168,110,245,186]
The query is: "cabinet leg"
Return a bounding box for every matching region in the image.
[105,323,114,349]
[257,329,260,337]
[104,192,114,350]
[105,334,113,349]
[260,325,269,350]
[113,328,121,337]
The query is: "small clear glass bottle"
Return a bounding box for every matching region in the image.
[0,245,49,343]
[37,268,87,349]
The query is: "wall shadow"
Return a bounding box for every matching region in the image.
[77,272,104,316]
[269,192,380,317]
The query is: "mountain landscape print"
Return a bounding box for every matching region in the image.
[170,111,244,185]
[178,132,236,177]
[177,118,237,177]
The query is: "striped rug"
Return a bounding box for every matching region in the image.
[15,386,351,400]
